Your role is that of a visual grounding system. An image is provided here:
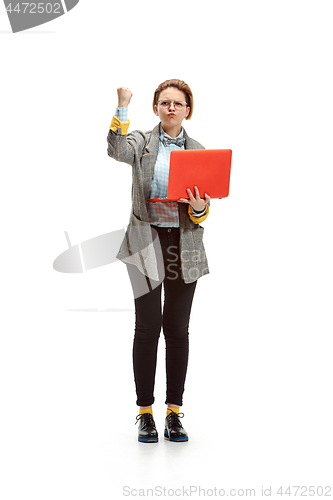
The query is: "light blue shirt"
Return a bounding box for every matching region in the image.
[116,107,206,227]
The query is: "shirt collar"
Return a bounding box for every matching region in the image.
[159,123,184,140]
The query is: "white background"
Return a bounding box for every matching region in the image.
[1,1,333,498]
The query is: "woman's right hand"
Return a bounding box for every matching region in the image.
[117,87,133,107]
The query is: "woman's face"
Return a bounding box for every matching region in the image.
[154,87,190,133]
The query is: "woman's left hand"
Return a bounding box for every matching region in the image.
[178,186,210,212]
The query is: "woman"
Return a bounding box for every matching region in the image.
[107,79,210,442]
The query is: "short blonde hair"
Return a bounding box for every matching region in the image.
[152,79,194,120]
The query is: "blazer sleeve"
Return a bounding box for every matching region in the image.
[107,117,146,167]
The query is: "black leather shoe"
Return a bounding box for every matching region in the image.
[164,410,189,442]
[135,413,159,443]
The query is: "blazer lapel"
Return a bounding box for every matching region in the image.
[184,129,199,150]
[142,124,160,203]
[144,123,160,155]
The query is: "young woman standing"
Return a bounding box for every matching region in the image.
[107,79,210,442]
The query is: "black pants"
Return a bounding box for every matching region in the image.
[126,226,197,407]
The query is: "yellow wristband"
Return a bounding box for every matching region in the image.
[188,204,209,224]
[109,115,130,135]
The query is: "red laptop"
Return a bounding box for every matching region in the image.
[147,149,232,202]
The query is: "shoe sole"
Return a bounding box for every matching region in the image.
[138,438,159,443]
[164,430,188,442]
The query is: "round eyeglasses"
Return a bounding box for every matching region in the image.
[157,100,188,110]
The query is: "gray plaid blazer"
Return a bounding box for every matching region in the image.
[107,123,209,283]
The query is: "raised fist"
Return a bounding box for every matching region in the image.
[117,87,133,107]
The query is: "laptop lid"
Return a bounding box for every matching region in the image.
[147,149,232,202]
